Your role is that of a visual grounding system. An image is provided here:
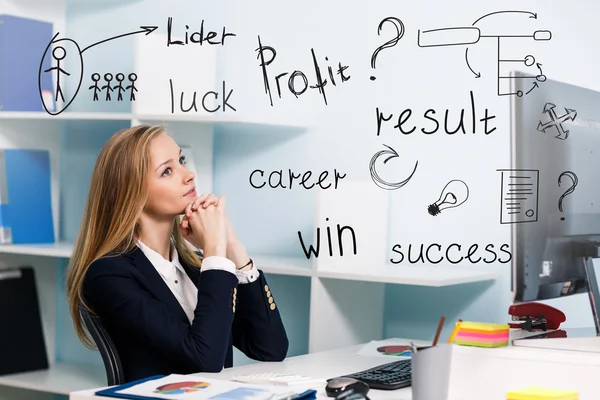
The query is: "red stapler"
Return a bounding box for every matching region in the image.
[508,302,566,331]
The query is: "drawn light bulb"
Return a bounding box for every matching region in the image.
[427,180,470,216]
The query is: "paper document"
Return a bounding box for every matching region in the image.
[115,374,313,399]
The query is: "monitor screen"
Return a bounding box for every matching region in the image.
[510,71,600,303]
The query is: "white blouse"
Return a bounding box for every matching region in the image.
[137,240,259,323]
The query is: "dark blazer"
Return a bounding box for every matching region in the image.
[83,246,289,383]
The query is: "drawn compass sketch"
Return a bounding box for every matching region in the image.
[417,10,551,97]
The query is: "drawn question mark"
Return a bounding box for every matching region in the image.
[370,17,405,81]
[558,171,578,221]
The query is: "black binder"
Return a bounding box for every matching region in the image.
[0,266,49,375]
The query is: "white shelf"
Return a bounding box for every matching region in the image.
[0,362,105,395]
[252,255,313,277]
[0,111,133,121]
[134,114,308,129]
[0,111,308,129]
[0,242,73,257]
[316,264,500,286]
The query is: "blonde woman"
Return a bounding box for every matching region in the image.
[66,125,288,383]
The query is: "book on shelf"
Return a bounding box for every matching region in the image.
[0,148,55,244]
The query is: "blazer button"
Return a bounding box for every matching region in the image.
[268,297,274,304]
[266,290,271,297]
[270,303,276,311]
[264,284,269,292]
[233,305,236,313]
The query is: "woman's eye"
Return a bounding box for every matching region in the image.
[179,155,187,165]
[162,168,172,177]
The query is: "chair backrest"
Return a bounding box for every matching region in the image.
[79,304,125,386]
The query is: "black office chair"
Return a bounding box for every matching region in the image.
[79,303,125,386]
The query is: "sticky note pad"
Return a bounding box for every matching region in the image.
[454,321,510,348]
[507,385,578,400]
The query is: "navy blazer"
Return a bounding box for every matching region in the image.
[83,246,289,383]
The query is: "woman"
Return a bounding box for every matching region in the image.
[66,125,288,383]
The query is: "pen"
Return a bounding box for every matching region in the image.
[409,341,418,353]
[447,319,463,344]
[432,315,446,346]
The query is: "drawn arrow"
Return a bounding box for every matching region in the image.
[537,103,577,140]
[526,82,539,95]
[369,144,418,190]
[472,10,537,26]
[465,48,481,78]
[81,25,158,54]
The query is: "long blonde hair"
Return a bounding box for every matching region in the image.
[66,124,202,349]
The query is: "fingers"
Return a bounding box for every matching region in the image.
[190,193,219,213]
[183,193,225,222]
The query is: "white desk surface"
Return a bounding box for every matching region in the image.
[70,331,600,400]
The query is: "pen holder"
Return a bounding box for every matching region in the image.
[411,343,452,400]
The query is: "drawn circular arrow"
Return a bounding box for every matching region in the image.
[369,144,418,190]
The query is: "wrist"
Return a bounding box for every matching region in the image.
[227,241,249,268]
[204,242,226,258]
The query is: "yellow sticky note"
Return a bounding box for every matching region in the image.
[507,385,578,400]
[460,321,509,331]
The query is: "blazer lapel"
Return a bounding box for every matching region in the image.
[126,247,189,323]
[180,257,201,289]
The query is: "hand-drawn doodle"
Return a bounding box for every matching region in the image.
[90,72,138,102]
[89,73,101,101]
[537,102,577,140]
[38,26,157,115]
[370,17,405,81]
[497,169,539,224]
[44,46,70,103]
[416,10,551,97]
[427,180,469,216]
[558,171,578,221]
[369,144,418,190]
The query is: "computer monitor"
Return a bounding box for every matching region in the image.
[509,71,600,332]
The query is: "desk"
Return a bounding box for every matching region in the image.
[70,335,600,400]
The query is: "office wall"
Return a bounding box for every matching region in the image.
[212,0,600,337]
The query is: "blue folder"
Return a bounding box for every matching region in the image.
[0,14,54,112]
[0,149,55,244]
[95,374,317,400]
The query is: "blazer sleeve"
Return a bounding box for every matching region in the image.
[83,257,238,372]
[231,270,289,361]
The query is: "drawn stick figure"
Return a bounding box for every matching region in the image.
[114,73,126,101]
[126,73,138,101]
[89,73,101,101]
[44,46,70,103]
[102,73,114,101]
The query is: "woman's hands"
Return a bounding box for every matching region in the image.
[179,193,227,257]
[180,193,250,268]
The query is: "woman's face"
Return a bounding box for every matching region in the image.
[144,133,197,218]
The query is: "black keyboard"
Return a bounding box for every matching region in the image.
[340,359,412,390]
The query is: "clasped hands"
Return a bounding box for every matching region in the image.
[179,193,250,270]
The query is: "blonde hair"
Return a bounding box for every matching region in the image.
[66,124,202,349]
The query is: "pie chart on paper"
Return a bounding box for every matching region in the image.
[376,345,413,357]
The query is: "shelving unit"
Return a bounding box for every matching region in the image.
[0,1,501,398]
